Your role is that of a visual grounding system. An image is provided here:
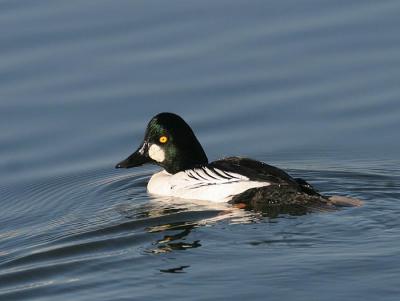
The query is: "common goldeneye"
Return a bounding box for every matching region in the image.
[116,113,361,213]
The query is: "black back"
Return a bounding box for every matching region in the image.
[209,157,299,185]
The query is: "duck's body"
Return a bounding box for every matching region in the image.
[147,158,270,202]
[116,113,361,213]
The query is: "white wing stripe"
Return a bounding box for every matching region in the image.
[221,170,244,179]
[200,167,219,180]
[182,167,250,188]
[193,169,210,181]
[202,167,226,181]
[187,170,197,179]
[210,168,234,180]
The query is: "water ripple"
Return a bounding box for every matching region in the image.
[1,0,400,300]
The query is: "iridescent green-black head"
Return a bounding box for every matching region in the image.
[115,113,208,174]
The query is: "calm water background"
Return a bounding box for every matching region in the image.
[1,1,400,300]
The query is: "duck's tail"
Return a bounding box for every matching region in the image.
[327,195,363,207]
[229,183,363,217]
[294,177,364,207]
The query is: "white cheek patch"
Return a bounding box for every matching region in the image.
[148,144,165,163]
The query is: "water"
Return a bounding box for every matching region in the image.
[1,0,400,300]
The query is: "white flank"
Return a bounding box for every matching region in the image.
[147,167,270,203]
[148,144,165,162]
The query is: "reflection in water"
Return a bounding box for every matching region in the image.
[160,265,190,274]
[1,0,400,298]
[148,223,200,254]
[115,196,252,254]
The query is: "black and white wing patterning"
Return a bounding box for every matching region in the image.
[169,163,271,202]
[172,157,329,213]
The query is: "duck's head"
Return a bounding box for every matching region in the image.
[115,112,208,174]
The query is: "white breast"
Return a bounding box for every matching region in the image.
[147,167,270,203]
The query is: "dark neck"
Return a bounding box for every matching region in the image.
[163,148,208,174]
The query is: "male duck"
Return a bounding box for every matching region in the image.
[116,113,361,213]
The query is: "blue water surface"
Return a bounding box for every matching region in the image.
[1,1,400,300]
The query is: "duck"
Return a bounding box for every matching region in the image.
[116,112,361,214]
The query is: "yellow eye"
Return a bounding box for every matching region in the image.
[159,136,168,144]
